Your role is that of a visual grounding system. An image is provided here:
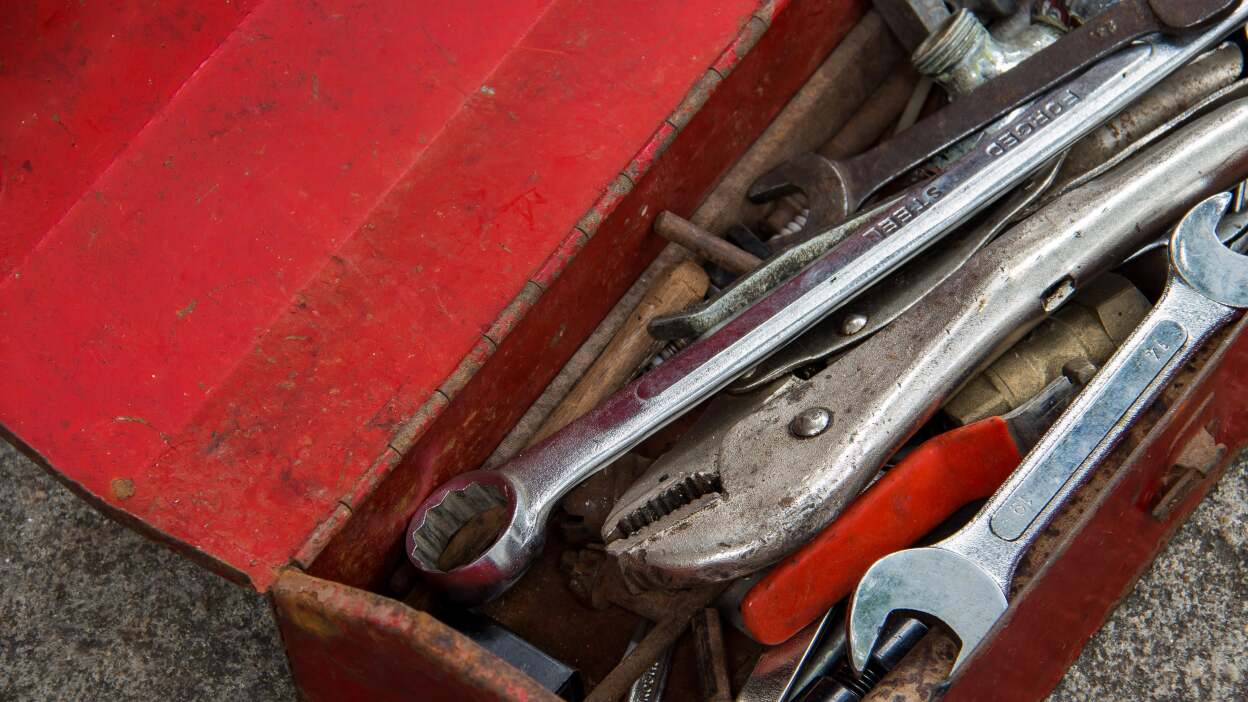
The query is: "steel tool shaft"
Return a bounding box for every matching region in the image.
[605,98,1248,592]
[847,193,1248,678]
[407,5,1248,603]
[747,0,1234,234]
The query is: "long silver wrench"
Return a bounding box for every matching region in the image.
[405,5,1248,604]
[847,193,1248,679]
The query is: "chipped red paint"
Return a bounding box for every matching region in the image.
[273,569,559,702]
[306,0,871,591]
[942,318,1248,702]
[713,17,770,76]
[0,0,774,591]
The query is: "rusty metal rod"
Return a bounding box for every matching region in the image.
[654,211,761,275]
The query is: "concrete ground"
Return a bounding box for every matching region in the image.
[1,439,1244,701]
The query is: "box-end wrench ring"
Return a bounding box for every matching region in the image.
[846,192,1248,678]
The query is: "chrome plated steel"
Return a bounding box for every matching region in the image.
[730,156,1064,393]
[603,99,1248,591]
[737,608,846,702]
[735,46,1241,393]
[406,8,1248,603]
[747,0,1234,235]
[652,23,1239,345]
[847,193,1248,678]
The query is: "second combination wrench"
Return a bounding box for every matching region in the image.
[847,192,1248,678]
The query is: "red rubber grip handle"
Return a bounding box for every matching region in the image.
[740,416,1022,645]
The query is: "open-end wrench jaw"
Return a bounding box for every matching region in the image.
[1172,193,1248,307]
[747,153,854,237]
[846,547,1008,679]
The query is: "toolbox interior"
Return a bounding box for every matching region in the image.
[272,9,1248,696]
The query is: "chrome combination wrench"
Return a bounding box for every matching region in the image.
[847,193,1248,679]
[405,3,1248,604]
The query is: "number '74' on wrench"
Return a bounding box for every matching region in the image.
[847,192,1248,679]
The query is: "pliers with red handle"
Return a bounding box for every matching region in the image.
[740,377,1076,645]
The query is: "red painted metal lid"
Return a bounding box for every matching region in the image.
[0,0,763,589]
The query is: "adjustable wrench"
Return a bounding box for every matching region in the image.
[406,6,1248,604]
[603,98,1248,591]
[847,192,1248,678]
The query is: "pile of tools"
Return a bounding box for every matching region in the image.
[400,1,1248,699]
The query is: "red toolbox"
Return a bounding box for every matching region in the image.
[3,1,1245,700]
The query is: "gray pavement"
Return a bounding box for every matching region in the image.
[1,438,1244,700]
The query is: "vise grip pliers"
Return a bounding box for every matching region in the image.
[405,2,1248,603]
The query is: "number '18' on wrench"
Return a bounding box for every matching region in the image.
[847,192,1248,678]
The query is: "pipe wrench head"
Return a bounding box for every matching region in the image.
[1171,191,1248,308]
[747,153,854,235]
[406,469,536,604]
[846,547,1008,679]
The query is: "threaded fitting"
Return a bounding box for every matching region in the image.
[912,9,986,82]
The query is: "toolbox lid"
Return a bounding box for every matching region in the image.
[0,0,763,589]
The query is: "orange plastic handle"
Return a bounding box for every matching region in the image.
[740,416,1022,645]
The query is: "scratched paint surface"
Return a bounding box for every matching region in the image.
[0,0,760,589]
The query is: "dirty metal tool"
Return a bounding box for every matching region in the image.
[731,155,1065,393]
[563,548,724,702]
[848,192,1248,678]
[734,44,1242,391]
[528,260,710,449]
[406,9,1248,604]
[741,377,1076,645]
[796,619,929,702]
[737,608,847,702]
[873,0,951,52]
[651,0,1227,343]
[653,212,762,276]
[692,608,733,702]
[747,0,1234,235]
[942,274,1151,426]
[603,98,1248,592]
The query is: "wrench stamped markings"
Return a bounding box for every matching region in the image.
[990,319,1189,541]
[859,187,945,242]
[986,90,1082,158]
[854,90,1083,271]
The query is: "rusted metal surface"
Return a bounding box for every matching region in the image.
[272,569,559,702]
[654,212,762,274]
[692,10,902,237]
